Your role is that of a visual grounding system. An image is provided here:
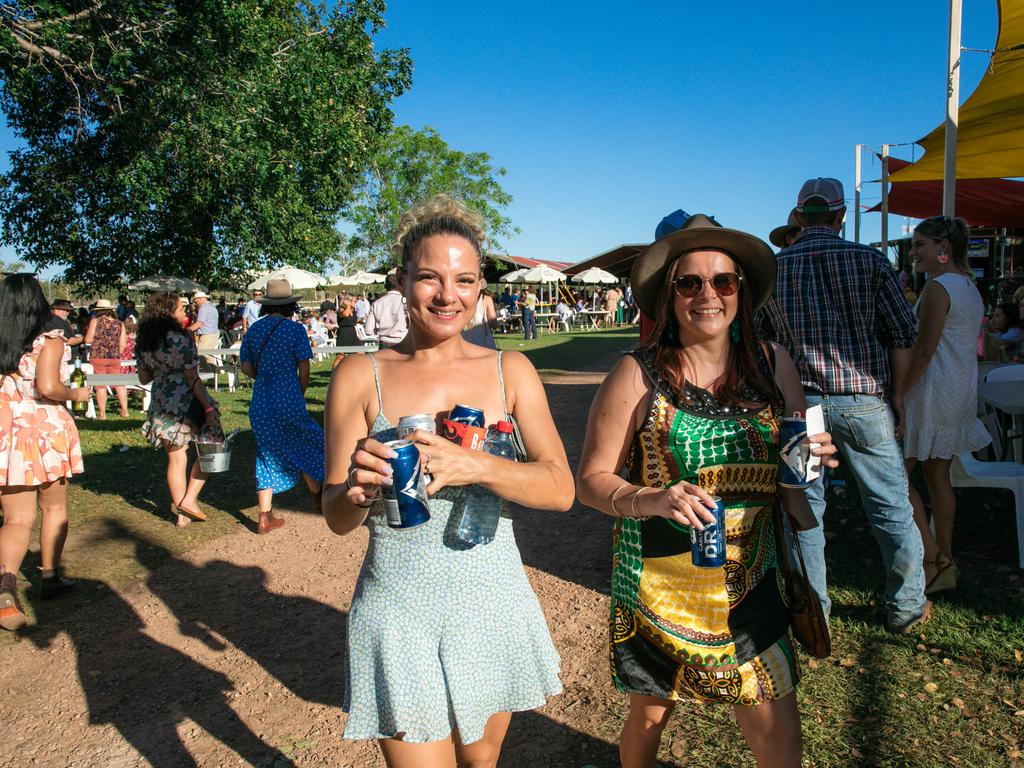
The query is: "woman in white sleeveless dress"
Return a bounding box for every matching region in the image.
[900,216,990,595]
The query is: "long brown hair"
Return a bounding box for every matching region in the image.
[135,292,188,354]
[639,254,776,407]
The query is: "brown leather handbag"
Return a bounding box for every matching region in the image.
[773,502,832,658]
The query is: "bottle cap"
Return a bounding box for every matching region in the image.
[496,420,514,433]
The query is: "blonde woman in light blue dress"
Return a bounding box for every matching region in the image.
[322,194,572,768]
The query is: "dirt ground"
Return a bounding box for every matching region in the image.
[0,363,645,768]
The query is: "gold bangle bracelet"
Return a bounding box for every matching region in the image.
[610,482,633,517]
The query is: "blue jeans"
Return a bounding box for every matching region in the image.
[522,309,536,339]
[797,393,926,627]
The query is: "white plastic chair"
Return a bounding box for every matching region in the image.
[950,453,1024,568]
[982,364,1024,461]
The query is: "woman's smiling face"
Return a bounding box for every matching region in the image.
[404,234,481,339]
[671,249,740,344]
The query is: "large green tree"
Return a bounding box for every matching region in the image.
[345,124,517,268]
[0,0,411,289]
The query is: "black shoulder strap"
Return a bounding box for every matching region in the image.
[253,317,287,371]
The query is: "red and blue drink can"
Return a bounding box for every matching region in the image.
[690,496,726,568]
[778,415,811,489]
[449,404,485,427]
[382,439,430,530]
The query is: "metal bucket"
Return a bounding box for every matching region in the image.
[195,441,231,473]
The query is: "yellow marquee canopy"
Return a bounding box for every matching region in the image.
[890,0,1024,182]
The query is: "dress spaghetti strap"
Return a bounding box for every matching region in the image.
[496,350,510,420]
[367,353,385,414]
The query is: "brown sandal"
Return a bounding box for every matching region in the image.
[925,558,958,595]
[175,503,207,522]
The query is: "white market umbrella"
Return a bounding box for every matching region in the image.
[498,268,530,283]
[127,275,207,293]
[520,264,567,284]
[333,270,386,286]
[571,267,619,285]
[247,266,328,291]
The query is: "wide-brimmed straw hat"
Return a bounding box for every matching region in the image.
[92,298,115,311]
[630,213,776,318]
[256,278,299,305]
[769,208,801,249]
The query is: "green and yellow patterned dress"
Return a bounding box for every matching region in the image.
[610,350,798,706]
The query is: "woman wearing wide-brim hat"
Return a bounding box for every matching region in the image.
[239,278,324,534]
[83,298,128,418]
[577,214,839,767]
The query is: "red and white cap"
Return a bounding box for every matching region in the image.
[796,177,845,212]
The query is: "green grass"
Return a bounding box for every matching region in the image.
[495,325,639,375]
[4,326,1024,766]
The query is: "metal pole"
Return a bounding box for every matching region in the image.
[854,144,863,243]
[881,144,890,258]
[1000,227,1007,276]
[943,0,962,216]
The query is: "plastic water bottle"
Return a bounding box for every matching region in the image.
[455,421,517,545]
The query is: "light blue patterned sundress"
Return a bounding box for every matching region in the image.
[342,352,562,744]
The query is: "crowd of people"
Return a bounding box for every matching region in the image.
[0,178,1017,767]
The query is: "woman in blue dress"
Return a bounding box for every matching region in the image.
[240,279,324,534]
[323,194,573,767]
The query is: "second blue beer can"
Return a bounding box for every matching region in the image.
[778,415,811,489]
[690,496,727,568]
[449,404,485,427]
[382,439,430,530]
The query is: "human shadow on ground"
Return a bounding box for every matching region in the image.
[130,524,348,708]
[26,571,295,767]
[500,711,673,768]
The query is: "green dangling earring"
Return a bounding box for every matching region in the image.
[730,320,741,343]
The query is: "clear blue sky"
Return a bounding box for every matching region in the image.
[0,0,1000,271]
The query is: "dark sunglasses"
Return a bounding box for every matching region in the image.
[673,272,742,298]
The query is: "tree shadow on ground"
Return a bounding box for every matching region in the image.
[500,711,673,768]
[26,573,296,766]
[131,526,348,707]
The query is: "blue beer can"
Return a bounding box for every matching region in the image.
[382,439,430,530]
[778,415,811,489]
[449,404,485,427]
[690,496,727,568]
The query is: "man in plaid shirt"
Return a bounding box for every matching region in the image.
[775,177,929,634]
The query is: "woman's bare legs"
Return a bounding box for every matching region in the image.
[379,736,456,768]
[906,457,953,586]
[922,458,956,561]
[0,486,39,575]
[453,712,511,768]
[378,713,512,768]
[620,694,675,768]
[114,385,129,417]
[37,479,69,571]
[95,384,108,419]
[164,441,208,524]
[733,693,802,768]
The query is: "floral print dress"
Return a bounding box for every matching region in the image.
[138,331,222,447]
[0,330,84,486]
